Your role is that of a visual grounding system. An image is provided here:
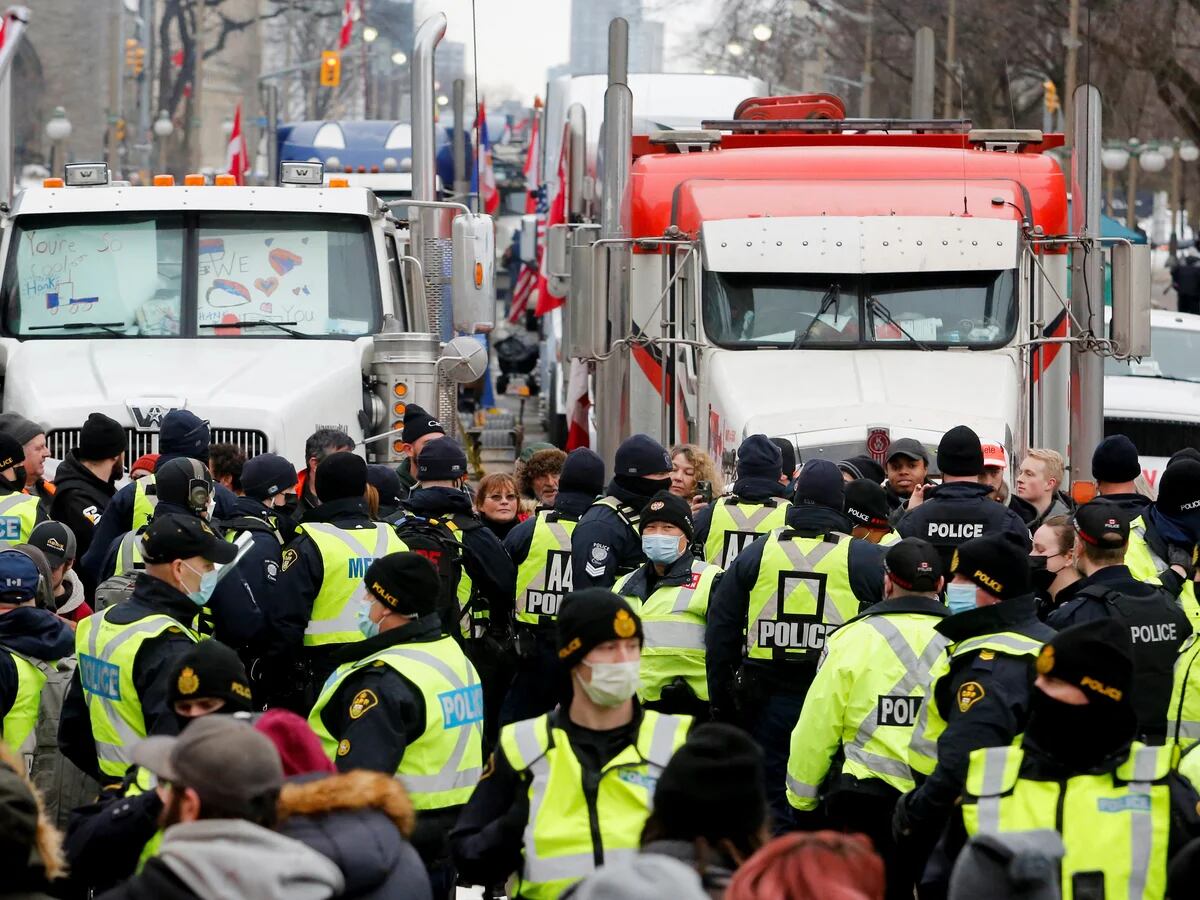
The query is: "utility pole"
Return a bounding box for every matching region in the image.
[941,0,957,118]
[139,0,155,182]
[107,0,121,171]
[911,27,934,119]
[860,0,874,118]
[1064,0,1080,147]
[191,3,207,171]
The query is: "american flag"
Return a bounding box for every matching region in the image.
[507,184,547,322]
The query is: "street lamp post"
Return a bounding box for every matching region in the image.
[153,110,174,174]
[44,107,72,175]
[1101,145,1129,217]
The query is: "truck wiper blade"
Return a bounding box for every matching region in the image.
[865,296,932,351]
[199,320,306,338]
[789,283,841,349]
[28,321,128,337]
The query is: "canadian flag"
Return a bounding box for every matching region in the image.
[565,359,591,449]
[523,102,541,211]
[476,101,500,215]
[224,102,249,186]
[338,0,356,50]
[533,136,567,316]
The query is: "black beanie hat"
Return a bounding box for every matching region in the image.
[416,438,468,481]
[838,455,886,485]
[167,639,254,713]
[794,458,845,510]
[240,453,297,501]
[951,533,1032,599]
[1169,447,1200,468]
[737,434,783,481]
[365,552,441,617]
[556,588,643,669]
[653,723,767,842]
[639,491,694,540]
[1157,459,1200,523]
[401,404,445,445]
[560,448,605,496]
[158,409,210,461]
[938,425,985,477]
[1035,618,1134,708]
[154,457,213,513]
[0,433,23,473]
[315,451,368,502]
[770,437,798,477]
[614,434,672,477]
[367,464,403,507]
[79,412,125,460]
[844,478,891,529]
[1092,434,1141,484]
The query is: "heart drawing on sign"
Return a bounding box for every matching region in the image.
[254,277,279,296]
[260,302,273,313]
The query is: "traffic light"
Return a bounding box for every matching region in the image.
[125,38,145,76]
[115,119,126,142]
[1043,80,1059,114]
[320,51,341,88]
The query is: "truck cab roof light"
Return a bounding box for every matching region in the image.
[279,160,325,186]
[183,173,205,186]
[968,129,1045,152]
[648,129,722,152]
[328,177,349,188]
[153,174,175,186]
[41,178,64,188]
[214,174,236,186]
[64,163,111,186]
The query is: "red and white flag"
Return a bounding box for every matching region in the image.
[565,359,591,449]
[477,101,500,215]
[338,0,356,50]
[224,102,249,185]
[534,138,568,316]
[523,106,541,211]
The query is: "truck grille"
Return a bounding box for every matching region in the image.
[1105,418,1200,460]
[46,428,270,461]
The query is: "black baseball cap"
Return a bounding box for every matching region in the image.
[886,438,930,465]
[1073,500,1130,547]
[27,521,77,568]
[140,513,238,565]
[844,478,891,529]
[885,538,943,592]
[951,533,1032,599]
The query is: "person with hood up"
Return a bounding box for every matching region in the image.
[0,744,68,900]
[571,434,674,590]
[502,448,605,725]
[1092,434,1152,516]
[693,435,790,568]
[393,406,445,502]
[98,716,345,900]
[0,432,45,550]
[1125,457,1200,630]
[706,459,886,827]
[50,412,125,570]
[27,522,91,626]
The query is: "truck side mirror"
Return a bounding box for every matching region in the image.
[519,214,538,264]
[547,223,570,296]
[439,335,489,384]
[451,213,495,333]
[1110,241,1151,358]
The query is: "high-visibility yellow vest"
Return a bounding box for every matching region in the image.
[703,497,790,567]
[0,491,40,547]
[498,710,691,900]
[1,649,52,761]
[515,511,578,627]
[1127,515,1199,632]
[132,477,157,533]
[786,607,949,810]
[908,630,1045,777]
[878,530,902,546]
[309,636,484,809]
[614,559,721,702]
[75,608,199,777]
[962,742,1172,900]
[745,528,857,663]
[300,523,407,647]
[1168,634,1200,750]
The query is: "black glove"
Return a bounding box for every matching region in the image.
[1167,542,1197,581]
[892,789,917,843]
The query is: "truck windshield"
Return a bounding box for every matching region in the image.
[703,269,1017,349]
[1104,325,1200,382]
[1,211,379,338]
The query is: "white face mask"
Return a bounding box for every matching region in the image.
[576,659,641,707]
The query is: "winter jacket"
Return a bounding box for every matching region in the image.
[276,770,433,900]
[0,757,66,900]
[50,452,117,566]
[641,839,736,899]
[97,818,345,900]
[0,606,74,743]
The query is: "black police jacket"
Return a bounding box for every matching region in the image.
[899,595,1053,836]
[706,505,886,718]
[570,479,659,590]
[503,490,594,566]
[692,476,789,550]
[58,574,202,782]
[1048,565,1189,741]
[50,451,117,567]
[64,763,163,894]
[1101,491,1152,518]
[220,496,290,655]
[897,481,1031,571]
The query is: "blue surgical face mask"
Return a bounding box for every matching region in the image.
[182,562,219,608]
[642,534,684,565]
[946,582,978,615]
[356,602,381,639]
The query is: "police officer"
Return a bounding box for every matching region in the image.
[893,533,1053,876]
[0,550,73,758]
[1092,434,1152,516]
[1125,458,1200,630]
[309,551,482,897]
[272,451,406,707]
[80,410,237,582]
[450,590,691,899]
[706,459,886,826]
[615,491,721,718]
[898,425,1030,570]
[956,620,1200,899]
[502,448,605,725]
[694,434,790,568]
[394,404,446,501]
[844,478,901,545]
[571,434,674,590]
[0,433,44,548]
[786,538,948,899]
[1046,500,1188,742]
[58,514,238,782]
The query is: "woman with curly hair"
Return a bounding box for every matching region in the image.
[670,444,723,513]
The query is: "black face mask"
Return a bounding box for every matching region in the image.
[614,473,671,499]
[279,494,300,518]
[1029,555,1055,594]
[1024,687,1132,769]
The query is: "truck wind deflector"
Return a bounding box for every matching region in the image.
[700,118,973,134]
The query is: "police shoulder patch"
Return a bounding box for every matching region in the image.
[957,680,985,713]
[336,739,351,757]
[281,548,299,572]
[349,689,378,719]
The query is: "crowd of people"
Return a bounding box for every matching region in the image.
[2,402,1200,898]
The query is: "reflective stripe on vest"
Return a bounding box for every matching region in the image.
[1169,636,1200,750]
[75,609,199,777]
[0,493,39,547]
[301,523,407,646]
[1128,517,1200,633]
[309,636,484,809]
[2,651,51,761]
[703,498,790,567]
[745,529,856,662]
[962,743,1171,900]
[132,477,158,533]
[515,512,577,626]
[499,710,690,900]
[116,531,145,576]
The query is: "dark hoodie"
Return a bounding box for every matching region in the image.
[50,451,117,564]
[0,606,74,727]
